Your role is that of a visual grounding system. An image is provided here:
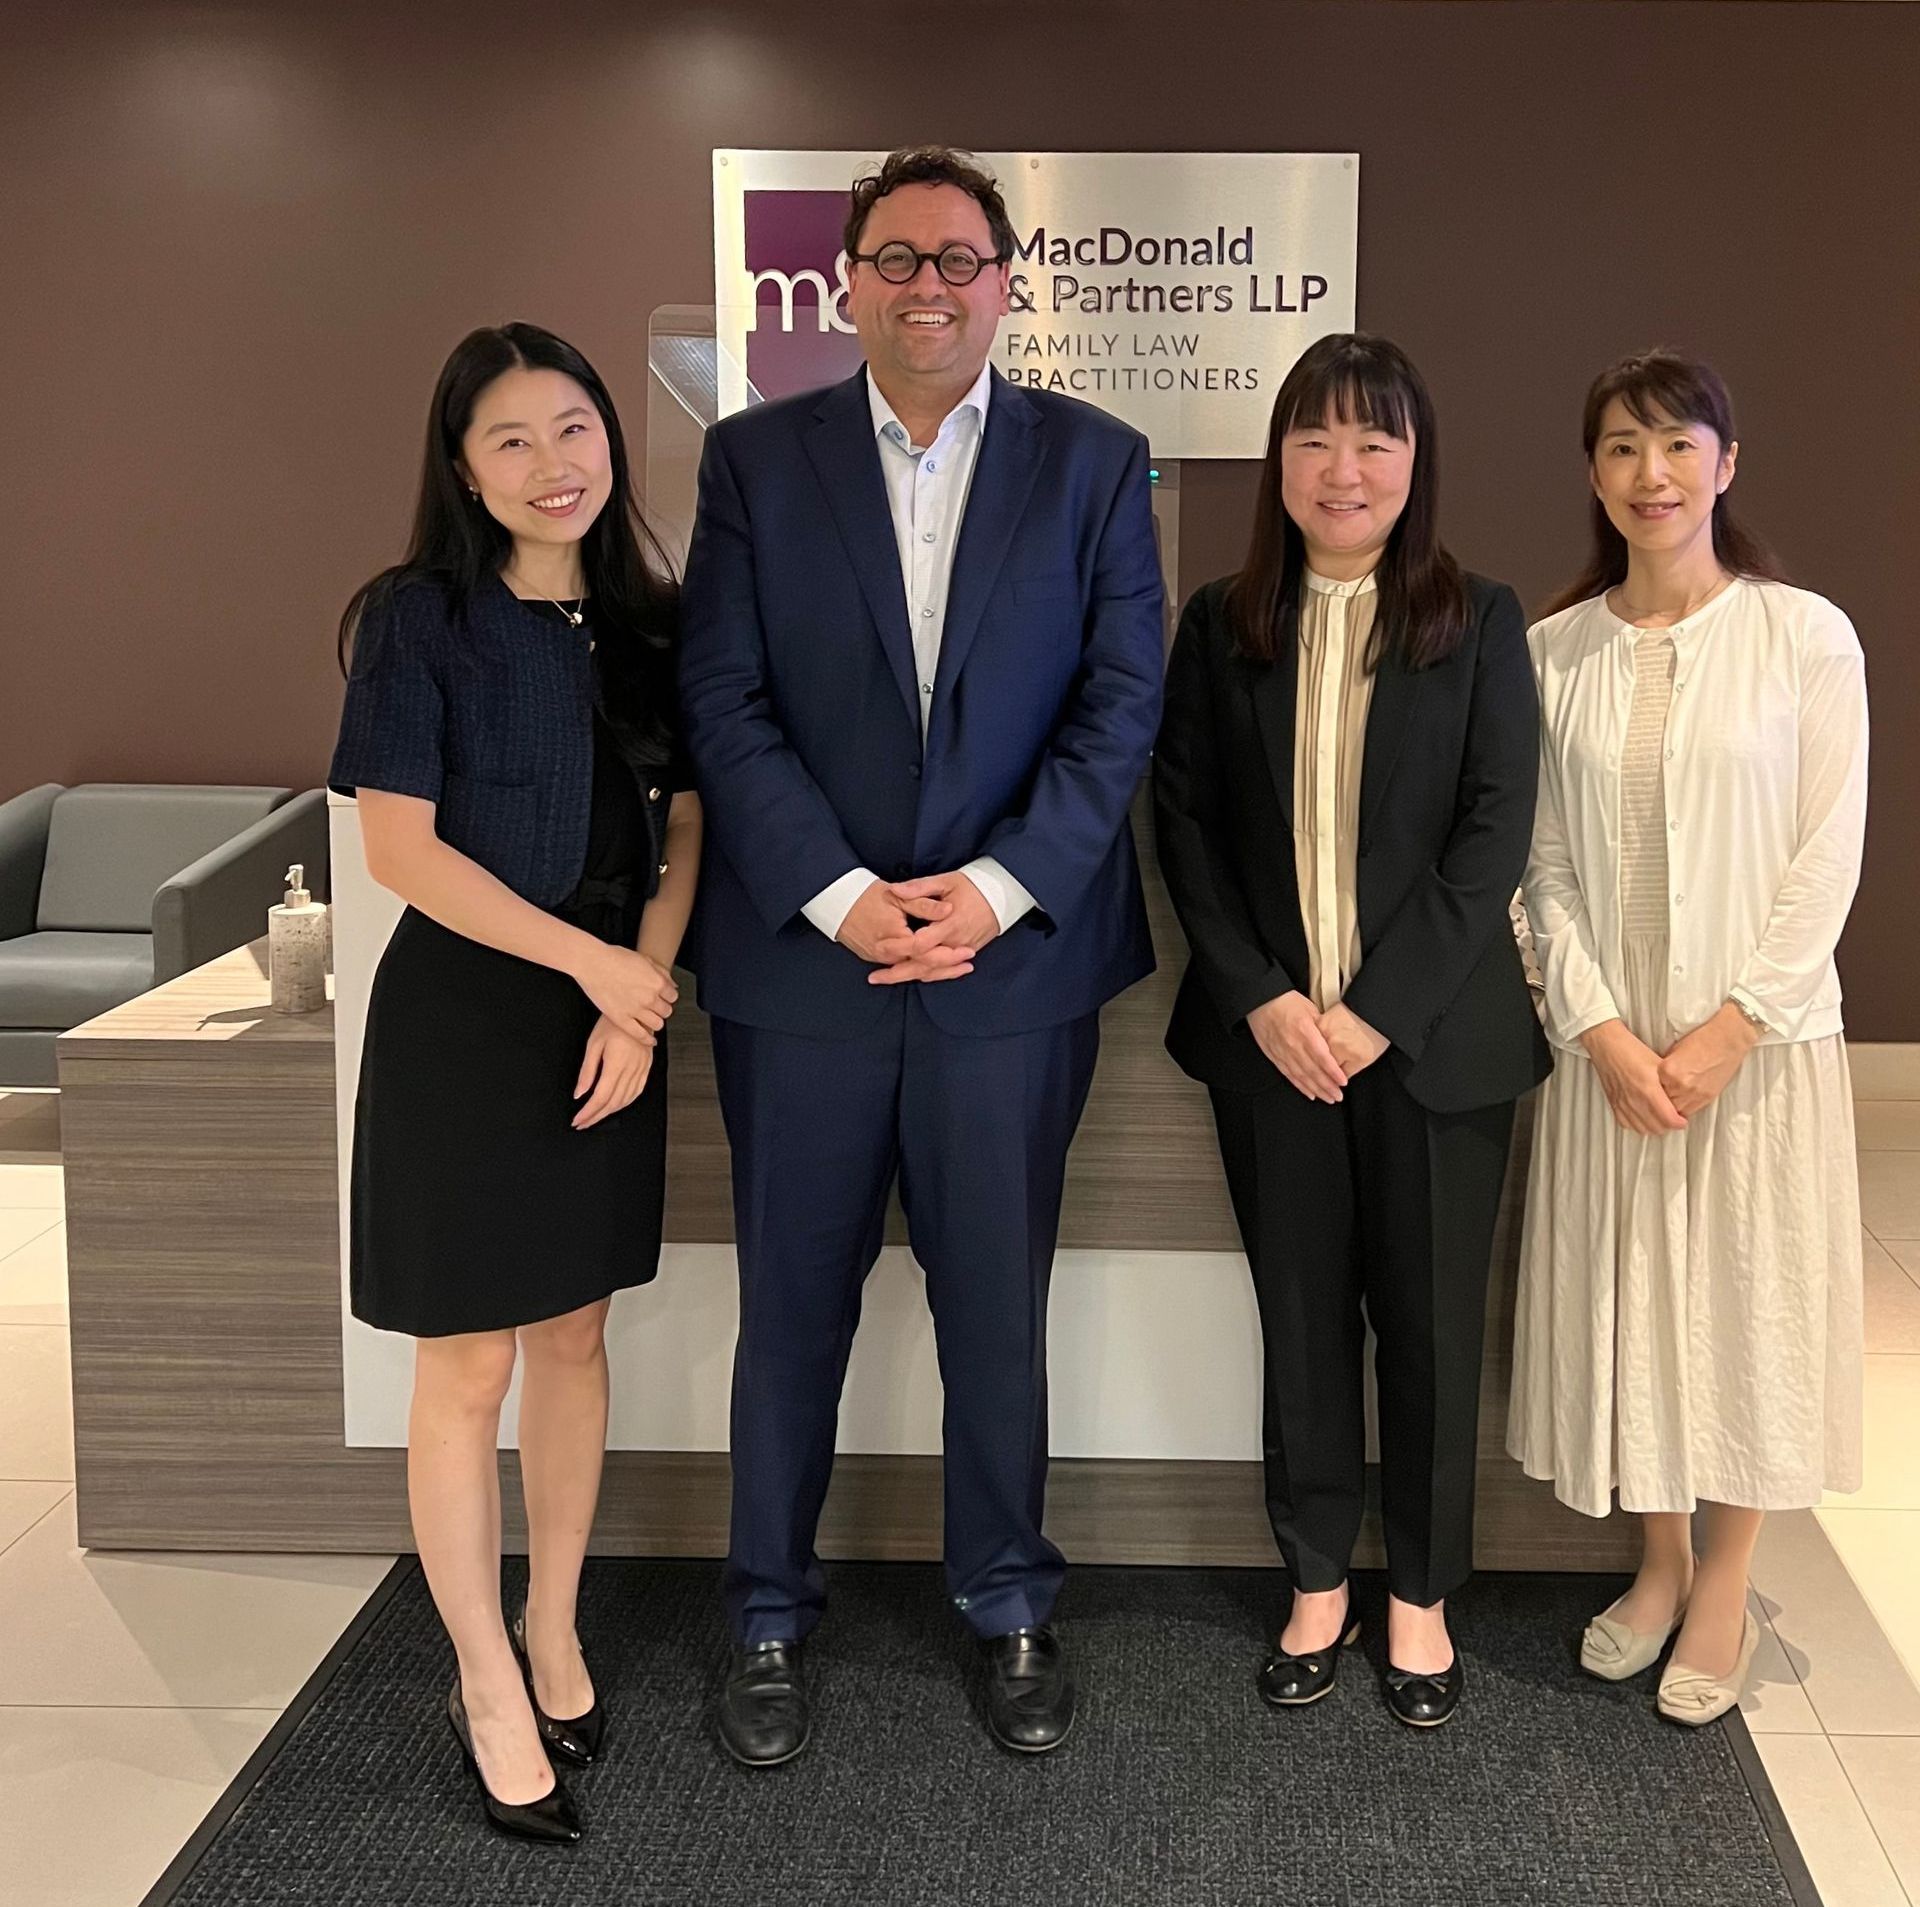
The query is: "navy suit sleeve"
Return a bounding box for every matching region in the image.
[1339,583,1539,1059]
[974,437,1164,924]
[328,587,446,804]
[678,423,867,933]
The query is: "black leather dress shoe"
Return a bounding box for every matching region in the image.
[510,1610,606,1766]
[983,1626,1075,1753]
[1258,1616,1362,1707]
[446,1683,584,1844]
[1384,1655,1464,1728]
[716,1640,810,1766]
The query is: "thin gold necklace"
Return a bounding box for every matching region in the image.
[1613,574,1732,625]
[506,568,586,628]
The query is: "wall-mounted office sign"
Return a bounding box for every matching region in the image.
[714,150,1358,459]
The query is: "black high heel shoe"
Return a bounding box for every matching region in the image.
[510,1609,607,1765]
[446,1683,583,1843]
[1258,1591,1362,1707]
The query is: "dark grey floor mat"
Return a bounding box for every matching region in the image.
[148,1559,1816,1907]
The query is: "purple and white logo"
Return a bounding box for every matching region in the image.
[742,189,864,401]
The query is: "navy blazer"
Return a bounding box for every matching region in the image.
[679,368,1164,1040]
[329,574,685,908]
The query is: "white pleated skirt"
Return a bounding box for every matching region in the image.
[1508,933,1863,1518]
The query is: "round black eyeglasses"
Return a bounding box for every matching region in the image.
[850,242,1004,286]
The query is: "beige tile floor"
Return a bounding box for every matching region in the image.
[0,1091,395,1907]
[2,1070,1919,1903]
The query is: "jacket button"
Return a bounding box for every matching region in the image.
[647,787,661,801]
[907,764,921,780]
[892,862,911,879]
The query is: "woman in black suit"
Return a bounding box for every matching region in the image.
[1155,334,1548,1726]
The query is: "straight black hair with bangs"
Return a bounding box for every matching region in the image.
[1544,348,1789,615]
[337,322,681,769]
[1228,332,1469,670]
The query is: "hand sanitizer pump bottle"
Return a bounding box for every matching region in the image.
[269,863,329,1014]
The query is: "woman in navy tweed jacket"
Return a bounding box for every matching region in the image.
[330,323,700,1844]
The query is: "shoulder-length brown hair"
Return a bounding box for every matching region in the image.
[1228,333,1469,671]
[1543,349,1790,616]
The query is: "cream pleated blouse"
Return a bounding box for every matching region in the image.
[1292,570,1378,1012]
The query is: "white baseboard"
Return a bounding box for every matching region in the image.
[343,1244,1266,1459]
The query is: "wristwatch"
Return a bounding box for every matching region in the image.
[1727,996,1769,1035]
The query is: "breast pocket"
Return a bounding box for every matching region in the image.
[455,718,541,788]
[436,772,540,894]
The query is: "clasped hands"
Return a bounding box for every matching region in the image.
[563,870,998,1134]
[838,873,999,984]
[1245,991,1390,1103]
[1580,1005,1761,1135]
[571,941,680,1129]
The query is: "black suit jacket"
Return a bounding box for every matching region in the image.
[1153,571,1551,1114]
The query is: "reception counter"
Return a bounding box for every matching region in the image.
[59,852,1633,1570]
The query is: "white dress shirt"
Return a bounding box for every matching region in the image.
[1525,578,1868,1051]
[801,362,1037,942]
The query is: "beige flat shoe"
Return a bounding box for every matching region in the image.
[1580,1595,1687,1682]
[1656,1611,1761,1726]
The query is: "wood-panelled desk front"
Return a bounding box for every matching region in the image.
[58,937,1631,1571]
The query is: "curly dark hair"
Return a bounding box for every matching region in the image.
[842,146,1016,265]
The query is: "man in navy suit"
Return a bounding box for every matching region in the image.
[680,146,1163,1763]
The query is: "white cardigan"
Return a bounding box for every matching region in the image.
[1525,578,1868,1053]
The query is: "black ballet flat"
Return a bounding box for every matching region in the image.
[1383,1654,1464,1728]
[446,1682,583,1843]
[510,1610,607,1765]
[1259,1616,1363,1707]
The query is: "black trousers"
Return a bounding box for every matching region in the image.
[1209,1063,1515,1607]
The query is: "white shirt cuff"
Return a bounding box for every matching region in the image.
[962,857,1037,933]
[802,867,878,942]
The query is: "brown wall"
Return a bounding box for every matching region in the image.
[3,1,1914,1031]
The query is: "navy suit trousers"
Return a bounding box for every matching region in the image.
[711,991,1100,1645]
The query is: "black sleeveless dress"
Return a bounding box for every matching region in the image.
[350,711,669,1337]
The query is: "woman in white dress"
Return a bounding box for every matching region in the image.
[1509,349,1868,1724]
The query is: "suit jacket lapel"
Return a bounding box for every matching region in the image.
[1250,640,1300,829]
[1359,651,1421,839]
[932,374,1045,701]
[1248,609,1422,836]
[802,372,921,729]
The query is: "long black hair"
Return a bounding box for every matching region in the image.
[1543,348,1788,616]
[338,322,679,765]
[1228,333,1469,672]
